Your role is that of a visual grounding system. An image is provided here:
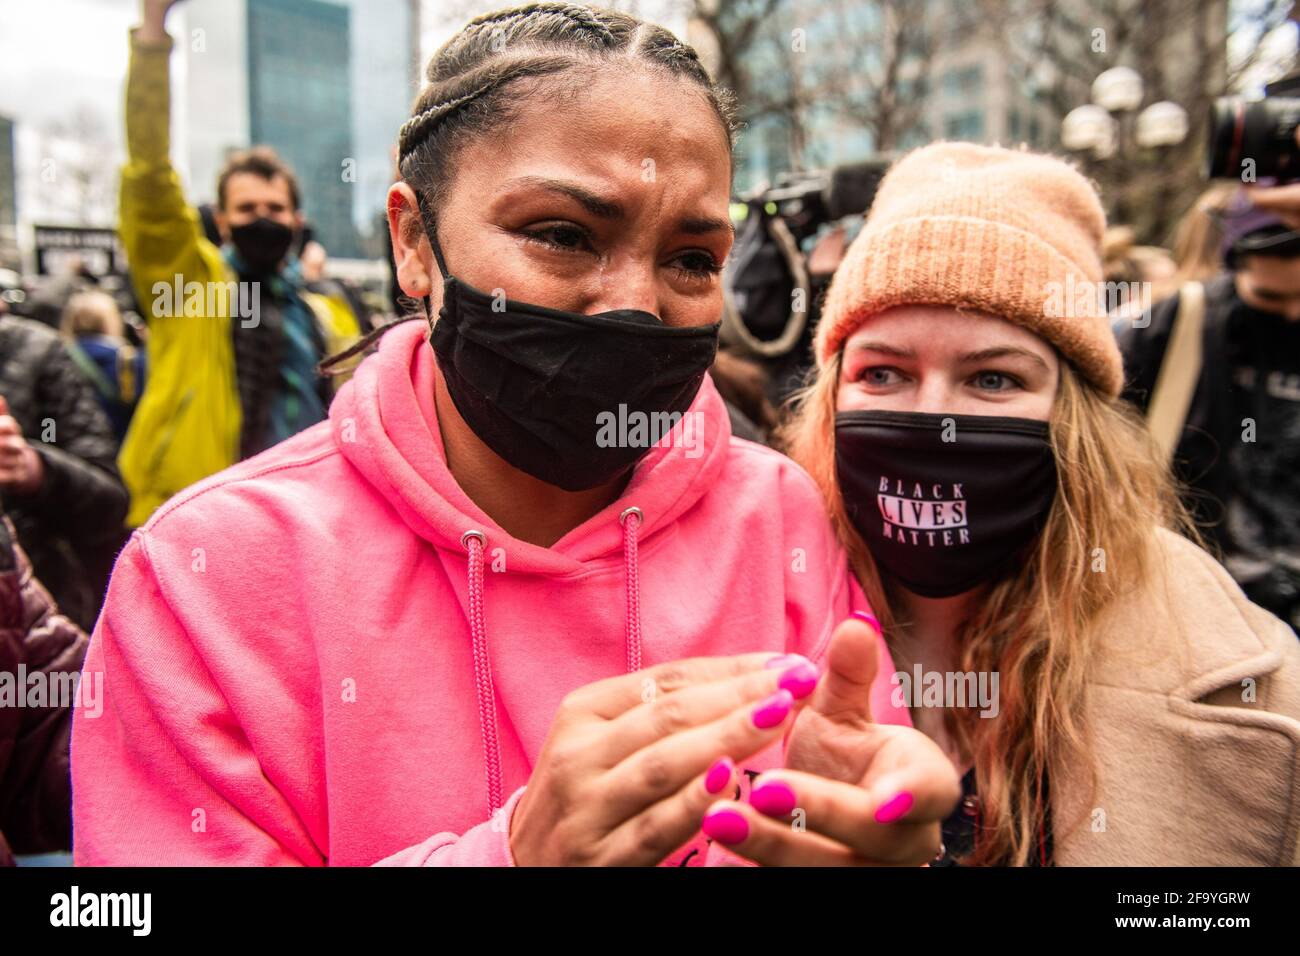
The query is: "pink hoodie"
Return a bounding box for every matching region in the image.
[72,320,908,866]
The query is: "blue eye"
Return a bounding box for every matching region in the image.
[973,371,1018,391]
[852,366,904,390]
[858,367,903,386]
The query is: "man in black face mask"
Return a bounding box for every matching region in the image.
[1119,187,1300,633]
[116,0,361,527]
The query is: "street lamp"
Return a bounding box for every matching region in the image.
[1135,101,1190,148]
[1061,104,1113,153]
[1091,66,1144,113]
[1062,67,1190,229]
[1063,69,1189,159]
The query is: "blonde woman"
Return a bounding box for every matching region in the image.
[784,142,1300,866]
[60,290,145,442]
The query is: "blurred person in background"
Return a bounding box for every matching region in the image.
[709,349,778,443]
[24,257,97,332]
[0,311,128,632]
[60,290,146,444]
[295,225,376,337]
[1103,225,1178,303]
[1170,182,1237,286]
[117,0,362,527]
[1119,183,1300,632]
[1103,225,1177,329]
[0,514,89,866]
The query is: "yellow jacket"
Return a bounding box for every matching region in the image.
[118,30,359,526]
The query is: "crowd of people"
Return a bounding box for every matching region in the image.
[0,0,1297,867]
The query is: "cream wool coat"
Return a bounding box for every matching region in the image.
[1050,529,1300,865]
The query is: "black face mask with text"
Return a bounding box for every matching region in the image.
[421,206,720,492]
[835,410,1058,598]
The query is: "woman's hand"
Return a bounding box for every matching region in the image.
[700,617,961,865]
[509,652,824,866]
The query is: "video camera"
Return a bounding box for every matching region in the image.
[721,158,891,404]
[1206,96,1300,181]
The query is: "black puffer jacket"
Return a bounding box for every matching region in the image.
[0,317,129,631]
[0,515,88,865]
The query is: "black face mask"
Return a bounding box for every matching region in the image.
[1228,291,1300,360]
[421,210,720,492]
[229,217,295,275]
[835,410,1058,598]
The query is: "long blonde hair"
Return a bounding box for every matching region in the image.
[781,352,1194,865]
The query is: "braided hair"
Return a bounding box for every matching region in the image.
[397,3,737,225]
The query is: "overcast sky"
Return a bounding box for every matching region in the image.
[0,0,685,139]
[1,0,1291,135]
[0,0,1291,229]
[0,0,136,138]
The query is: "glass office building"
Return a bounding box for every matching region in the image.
[0,116,16,270]
[247,0,358,257]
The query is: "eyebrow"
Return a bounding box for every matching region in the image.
[502,175,734,239]
[680,215,735,239]
[504,176,624,219]
[845,340,915,359]
[846,340,1050,371]
[957,346,1051,371]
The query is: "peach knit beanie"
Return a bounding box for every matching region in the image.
[815,141,1124,397]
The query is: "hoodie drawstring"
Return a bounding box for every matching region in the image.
[461,529,503,816]
[620,507,644,673]
[460,508,645,819]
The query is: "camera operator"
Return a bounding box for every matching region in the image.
[721,162,885,412]
[1118,160,1300,632]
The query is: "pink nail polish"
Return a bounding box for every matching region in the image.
[749,779,798,817]
[764,653,810,670]
[853,611,883,635]
[702,807,749,845]
[704,757,734,795]
[874,791,914,824]
[752,689,794,729]
[777,661,820,700]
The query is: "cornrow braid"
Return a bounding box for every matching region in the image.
[397,85,490,162]
[398,51,573,163]
[397,2,737,218]
[465,2,618,47]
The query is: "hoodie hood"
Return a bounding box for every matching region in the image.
[330,319,731,575]
[330,318,733,817]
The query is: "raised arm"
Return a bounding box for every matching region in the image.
[120,0,223,316]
